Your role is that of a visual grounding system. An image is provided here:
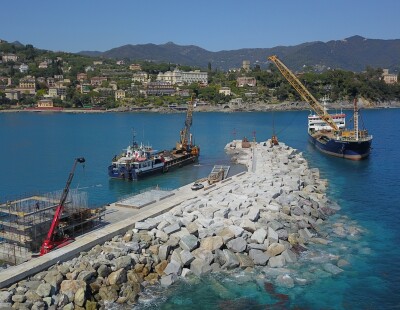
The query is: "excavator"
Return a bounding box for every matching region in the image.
[40,157,85,256]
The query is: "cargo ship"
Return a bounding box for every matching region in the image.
[108,99,200,180]
[268,55,372,160]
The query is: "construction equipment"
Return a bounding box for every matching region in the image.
[40,157,85,256]
[176,97,194,152]
[268,55,339,131]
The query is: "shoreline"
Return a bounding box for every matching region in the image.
[1,100,400,114]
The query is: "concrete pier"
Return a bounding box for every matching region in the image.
[0,175,240,288]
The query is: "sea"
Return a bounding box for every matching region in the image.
[0,109,399,309]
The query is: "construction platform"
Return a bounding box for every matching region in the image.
[0,189,105,264]
[0,171,248,289]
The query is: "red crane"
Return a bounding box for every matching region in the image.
[40,157,85,256]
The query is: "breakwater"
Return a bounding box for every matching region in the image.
[0,140,358,309]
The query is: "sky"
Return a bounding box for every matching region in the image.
[1,0,399,53]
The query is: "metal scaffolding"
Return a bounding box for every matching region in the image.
[0,189,105,264]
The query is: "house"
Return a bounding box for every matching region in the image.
[129,64,142,71]
[47,78,55,87]
[85,66,94,72]
[219,87,231,96]
[54,75,63,81]
[115,90,126,101]
[19,63,29,73]
[237,77,256,87]
[116,60,125,65]
[132,72,149,84]
[38,62,48,69]
[93,60,103,65]
[157,69,208,85]
[37,99,54,108]
[17,76,36,95]
[90,76,107,86]
[146,81,175,96]
[382,69,398,84]
[242,60,250,71]
[48,88,58,98]
[5,89,21,100]
[77,73,88,82]
[2,54,18,62]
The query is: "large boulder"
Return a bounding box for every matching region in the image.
[36,283,53,298]
[60,280,86,302]
[179,234,199,251]
[108,268,127,285]
[190,258,212,276]
[250,228,267,244]
[267,243,285,257]
[200,236,224,252]
[249,249,269,266]
[227,237,247,253]
[98,285,119,302]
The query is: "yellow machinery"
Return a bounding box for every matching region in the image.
[176,97,195,152]
[268,55,339,131]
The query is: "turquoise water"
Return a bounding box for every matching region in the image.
[0,110,399,309]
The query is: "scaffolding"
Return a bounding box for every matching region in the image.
[0,189,105,264]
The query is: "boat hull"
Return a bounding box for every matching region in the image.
[108,154,199,180]
[308,133,372,160]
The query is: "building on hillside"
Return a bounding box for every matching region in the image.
[17,76,36,95]
[132,71,149,84]
[48,88,58,98]
[91,76,107,86]
[129,64,141,71]
[115,89,126,101]
[19,63,29,73]
[157,69,208,85]
[5,89,21,100]
[54,75,63,81]
[47,78,55,87]
[242,60,250,71]
[2,54,18,62]
[219,87,231,96]
[146,81,175,96]
[93,60,103,65]
[382,69,398,84]
[85,66,94,72]
[116,60,125,65]
[37,99,54,108]
[237,77,256,87]
[77,73,88,82]
[38,62,48,69]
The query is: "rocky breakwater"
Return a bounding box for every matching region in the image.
[0,140,346,309]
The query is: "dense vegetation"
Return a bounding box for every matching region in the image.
[1,41,399,109]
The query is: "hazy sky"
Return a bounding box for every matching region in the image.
[1,0,399,53]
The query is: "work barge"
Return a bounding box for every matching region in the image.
[0,190,105,264]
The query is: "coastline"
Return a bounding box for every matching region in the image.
[1,100,400,114]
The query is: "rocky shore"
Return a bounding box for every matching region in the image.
[0,140,363,309]
[1,99,400,114]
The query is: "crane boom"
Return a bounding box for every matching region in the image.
[40,157,85,255]
[177,97,194,151]
[268,55,339,131]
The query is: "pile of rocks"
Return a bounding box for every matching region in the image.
[0,141,340,309]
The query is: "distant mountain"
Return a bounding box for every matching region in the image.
[78,36,400,72]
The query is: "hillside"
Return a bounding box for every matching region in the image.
[78,36,400,72]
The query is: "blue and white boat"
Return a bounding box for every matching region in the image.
[307,98,372,160]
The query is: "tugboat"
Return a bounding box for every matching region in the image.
[268,55,372,160]
[108,99,200,180]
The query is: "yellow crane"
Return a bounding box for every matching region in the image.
[176,96,194,152]
[268,55,339,131]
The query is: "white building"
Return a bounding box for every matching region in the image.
[157,69,208,85]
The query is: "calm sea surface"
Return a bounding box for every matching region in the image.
[0,109,399,309]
